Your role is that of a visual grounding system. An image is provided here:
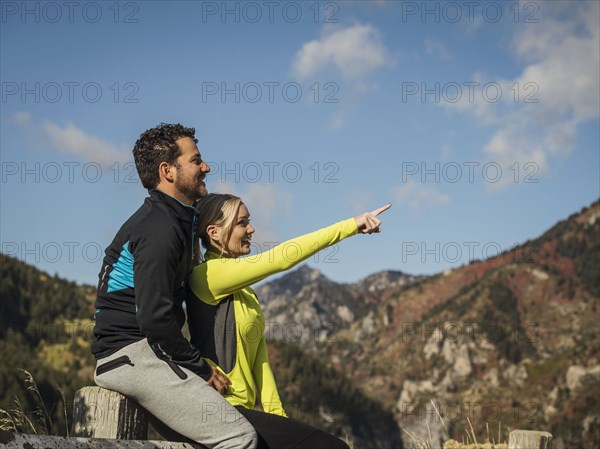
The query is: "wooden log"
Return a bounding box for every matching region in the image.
[508,430,553,449]
[0,431,205,448]
[71,386,149,439]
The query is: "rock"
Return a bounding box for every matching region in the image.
[565,364,600,394]
[453,344,472,378]
[336,305,354,322]
[423,328,444,360]
[566,365,588,393]
[441,340,472,380]
[503,364,528,387]
[397,379,435,407]
[483,367,500,388]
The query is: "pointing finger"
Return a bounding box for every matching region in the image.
[370,203,392,216]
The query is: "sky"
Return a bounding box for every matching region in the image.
[1,0,599,287]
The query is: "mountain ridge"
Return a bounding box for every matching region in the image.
[256,263,425,347]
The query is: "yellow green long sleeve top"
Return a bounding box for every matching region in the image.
[187,218,358,417]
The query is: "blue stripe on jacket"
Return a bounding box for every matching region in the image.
[107,241,135,292]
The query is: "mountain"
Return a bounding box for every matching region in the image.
[314,201,600,449]
[256,265,424,347]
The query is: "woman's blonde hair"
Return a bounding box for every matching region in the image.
[196,193,243,254]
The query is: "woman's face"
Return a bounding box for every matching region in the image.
[223,203,255,257]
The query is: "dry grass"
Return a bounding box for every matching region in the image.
[0,369,68,436]
[403,400,509,449]
[442,444,508,449]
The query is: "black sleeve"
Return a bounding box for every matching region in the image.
[132,216,212,379]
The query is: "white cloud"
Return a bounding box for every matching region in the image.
[42,121,129,165]
[292,24,392,80]
[328,113,346,131]
[292,24,393,131]
[513,8,599,123]
[545,120,577,156]
[425,39,453,60]
[12,111,32,125]
[482,126,548,191]
[440,72,506,125]
[390,180,450,209]
[441,1,599,190]
[12,115,130,166]
[441,145,452,160]
[346,190,373,214]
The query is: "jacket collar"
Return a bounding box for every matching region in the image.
[149,188,200,224]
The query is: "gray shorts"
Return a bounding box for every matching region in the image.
[94,338,257,449]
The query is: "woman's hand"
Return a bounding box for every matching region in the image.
[354,203,392,234]
[207,366,231,394]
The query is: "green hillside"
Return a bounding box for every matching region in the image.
[0,254,96,434]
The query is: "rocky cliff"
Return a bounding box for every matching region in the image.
[260,201,600,449]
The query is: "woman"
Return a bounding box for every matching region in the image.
[187,193,391,449]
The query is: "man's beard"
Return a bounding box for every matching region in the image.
[175,176,207,201]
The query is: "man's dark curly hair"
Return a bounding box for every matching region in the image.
[133,123,198,189]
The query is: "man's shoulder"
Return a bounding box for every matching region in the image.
[123,196,178,239]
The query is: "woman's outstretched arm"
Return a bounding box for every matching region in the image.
[188,204,391,303]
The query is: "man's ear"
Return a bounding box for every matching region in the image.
[159,161,175,183]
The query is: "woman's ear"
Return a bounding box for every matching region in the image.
[206,224,220,242]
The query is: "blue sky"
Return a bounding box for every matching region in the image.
[1,0,599,286]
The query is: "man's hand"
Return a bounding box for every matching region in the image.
[206,366,230,394]
[354,203,392,234]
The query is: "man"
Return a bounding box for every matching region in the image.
[91,123,257,449]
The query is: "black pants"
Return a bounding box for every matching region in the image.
[236,407,350,449]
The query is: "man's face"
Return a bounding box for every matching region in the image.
[172,137,210,203]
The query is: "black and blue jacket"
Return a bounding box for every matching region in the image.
[91,189,212,379]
